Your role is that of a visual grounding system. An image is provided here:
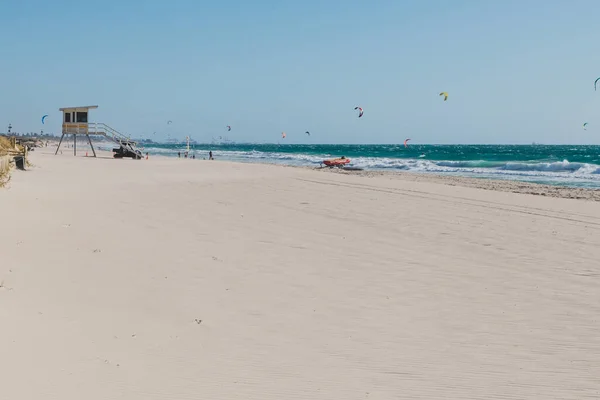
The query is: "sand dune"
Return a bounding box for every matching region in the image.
[1,149,599,399]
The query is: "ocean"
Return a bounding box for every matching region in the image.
[136,143,600,189]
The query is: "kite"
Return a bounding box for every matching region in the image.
[439,92,448,101]
[41,115,48,124]
[354,107,364,118]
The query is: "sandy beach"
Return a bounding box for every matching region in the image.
[2,148,600,399]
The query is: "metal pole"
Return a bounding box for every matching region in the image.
[74,134,77,156]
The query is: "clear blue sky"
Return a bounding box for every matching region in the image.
[2,0,600,144]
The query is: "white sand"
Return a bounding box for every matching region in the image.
[1,149,600,399]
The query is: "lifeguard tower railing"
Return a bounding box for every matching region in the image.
[59,122,143,157]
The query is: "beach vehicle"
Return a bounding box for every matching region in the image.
[322,157,351,167]
[112,139,143,159]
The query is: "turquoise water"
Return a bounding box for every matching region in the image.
[139,143,600,188]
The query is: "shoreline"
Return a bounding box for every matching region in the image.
[314,167,600,201]
[22,145,600,201]
[142,146,600,191]
[161,156,600,202]
[41,139,600,192]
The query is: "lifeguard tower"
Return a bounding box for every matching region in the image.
[55,105,142,159]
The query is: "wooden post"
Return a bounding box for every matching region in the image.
[86,134,97,157]
[55,134,65,155]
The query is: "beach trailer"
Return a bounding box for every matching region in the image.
[55,105,142,159]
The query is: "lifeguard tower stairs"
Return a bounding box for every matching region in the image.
[55,105,143,159]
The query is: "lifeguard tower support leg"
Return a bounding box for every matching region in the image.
[86,134,97,157]
[55,133,65,155]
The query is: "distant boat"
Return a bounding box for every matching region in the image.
[211,136,235,145]
[135,138,156,144]
[164,137,198,145]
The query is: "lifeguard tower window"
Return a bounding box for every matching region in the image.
[64,113,71,123]
[76,112,88,123]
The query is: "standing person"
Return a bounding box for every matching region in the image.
[177,151,181,158]
[209,151,213,160]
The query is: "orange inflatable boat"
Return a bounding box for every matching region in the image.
[323,157,351,167]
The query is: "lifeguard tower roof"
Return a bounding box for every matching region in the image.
[59,105,98,111]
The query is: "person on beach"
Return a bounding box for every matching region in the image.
[178,151,181,158]
[209,151,213,160]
